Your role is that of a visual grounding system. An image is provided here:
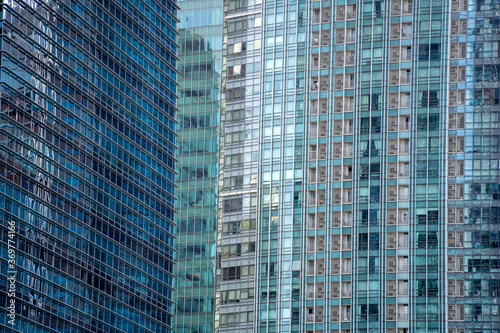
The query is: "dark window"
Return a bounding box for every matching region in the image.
[370,209,379,224]
[370,163,380,180]
[428,210,439,224]
[223,198,243,212]
[429,90,439,106]
[371,94,380,110]
[360,118,370,133]
[371,117,381,133]
[359,233,368,250]
[360,210,369,225]
[427,232,438,248]
[420,90,439,107]
[419,44,430,60]
[370,233,379,249]
[417,233,427,248]
[428,114,439,130]
[222,266,241,280]
[430,43,441,60]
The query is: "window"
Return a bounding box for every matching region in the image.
[223,198,243,212]
[419,43,441,60]
[228,42,247,54]
[359,233,368,249]
[228,64,246,78]
[222,266,241,280]
[370,233,379,249]
[420,90,439,107]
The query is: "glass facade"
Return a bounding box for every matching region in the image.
[0,0,178,332]
[217,0,262,331]
[257,0,307,331]
[174,0,222,332]
[1,0,498,332]
[219,0,500,332]
[448,0,500,332]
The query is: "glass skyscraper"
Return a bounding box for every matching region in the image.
[0,0,178,332]
[175,0,223,332]
[217,0,262,331]
[1,0,498,332]
[214,0,500,332]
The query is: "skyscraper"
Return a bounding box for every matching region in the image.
[215,0,500,332]
[0,0,178,332]
[217,0,262,331]
[175,1,223,331]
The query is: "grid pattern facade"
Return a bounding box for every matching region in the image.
[256,0,308,332]
[0,0,178,332]
[216,0,262,331]
[175,0,223,331]
[447,0,500,332]
[250,0,500,333]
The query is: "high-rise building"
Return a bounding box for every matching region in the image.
[216,0,262,331]
[175,1,223,332]
[0,0,178,332]
[215,0,500,332]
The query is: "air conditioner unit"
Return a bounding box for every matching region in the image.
[318,215,326,224]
